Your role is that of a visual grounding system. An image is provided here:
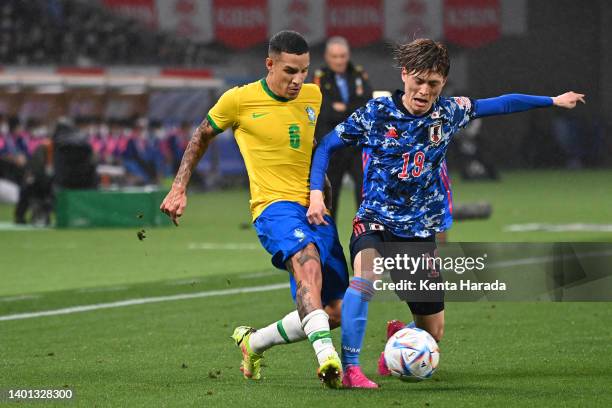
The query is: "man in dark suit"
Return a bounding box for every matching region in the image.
[314,36,372,220]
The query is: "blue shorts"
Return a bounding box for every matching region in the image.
[254,201,349,306]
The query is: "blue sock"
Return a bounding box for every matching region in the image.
[341,277,374,368]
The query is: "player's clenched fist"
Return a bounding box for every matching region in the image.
[160,187,187,226]
[552,91,586,109]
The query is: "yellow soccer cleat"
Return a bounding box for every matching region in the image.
[231,326,263,380]
[317,354,343,389]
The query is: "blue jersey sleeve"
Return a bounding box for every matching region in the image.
[310,102,372,191]
[310,130,348,191]
[334,104,371,145]
[445,97,475,129]
[474,94,553,118]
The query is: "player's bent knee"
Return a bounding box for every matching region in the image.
[353,248,382,282]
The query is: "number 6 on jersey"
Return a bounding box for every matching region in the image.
[289,124,300,148]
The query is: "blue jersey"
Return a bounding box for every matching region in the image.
[310,91,552,238]
[333,90,474,237]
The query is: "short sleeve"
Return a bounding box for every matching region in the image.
[334,103,371,146]
[207,87,239,133]
[447,96,475,129]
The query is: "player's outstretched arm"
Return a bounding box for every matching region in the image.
[473,91,585,118]
[307,130,348,225]
[160,118,217,226]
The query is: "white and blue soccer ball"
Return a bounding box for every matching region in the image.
[384,327,440,380]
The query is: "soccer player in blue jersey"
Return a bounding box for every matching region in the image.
[307,38,585,388]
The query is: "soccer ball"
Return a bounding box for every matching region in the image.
[384,327,440,380]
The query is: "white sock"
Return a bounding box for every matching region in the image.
[302,309,337,365]
[249,311,307,354]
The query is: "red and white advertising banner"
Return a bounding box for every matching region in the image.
[156,0,214,43]
[268,0,326,45]
[326,0,383,47]
[214,0,268,49]
[100,0,524,49]
[444,0,501,48]
[384,0,443,43]
[102,0,158,28]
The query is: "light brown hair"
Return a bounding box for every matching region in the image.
[393,39,450,77]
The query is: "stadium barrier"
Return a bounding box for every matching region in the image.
[55,188,171,228]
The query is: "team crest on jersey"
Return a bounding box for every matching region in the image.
[305,106,316,125]
[293,228,305,242]
[429,122,443,145]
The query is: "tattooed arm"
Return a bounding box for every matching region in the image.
[160,118,217,226]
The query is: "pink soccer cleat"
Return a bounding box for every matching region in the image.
[377,352,392,376]
[386,319,406,339]
[342,365,379,389]
[378,320,406,377]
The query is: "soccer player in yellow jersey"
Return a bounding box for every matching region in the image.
[160,31,348,389]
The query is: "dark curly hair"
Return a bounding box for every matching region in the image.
[393,38,450,78]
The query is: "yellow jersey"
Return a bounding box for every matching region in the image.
[207,78,322,220]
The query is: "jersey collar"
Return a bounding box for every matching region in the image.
[260,78,290,102]
[392,90,436,118]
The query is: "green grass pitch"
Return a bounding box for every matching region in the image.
[1,170,611,407]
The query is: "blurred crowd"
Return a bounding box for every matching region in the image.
[0,0,220,66]
[82,118,193,185]
[0,116,193,188]
[0,116,199,224]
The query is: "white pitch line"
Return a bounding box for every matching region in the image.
[4,249,611,322]
[0,294,41,302]
[0,283,289,322]
[0,222,49,231]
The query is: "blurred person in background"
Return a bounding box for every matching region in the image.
[122,118,161,185]
[13,123,52,225]
[454,118,499,180]
[105,121,129,165]
[314,36,372,220]
[0,116,26,186]
[149,120,169,177]
[165,121,191,174]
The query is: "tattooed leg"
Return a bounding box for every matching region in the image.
[286,243,323,319]
[286,243,339,367]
